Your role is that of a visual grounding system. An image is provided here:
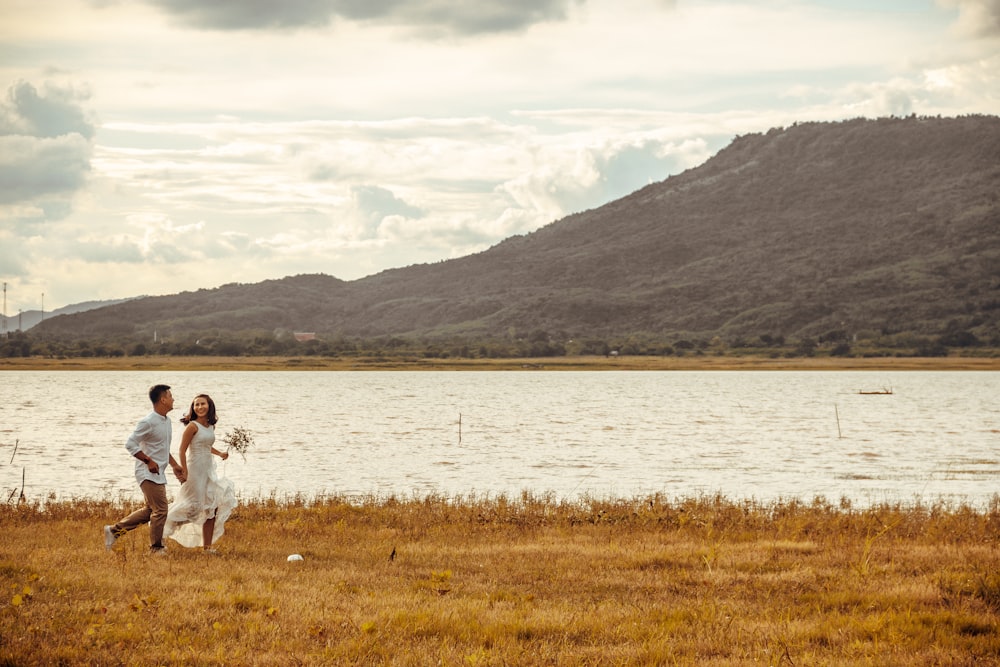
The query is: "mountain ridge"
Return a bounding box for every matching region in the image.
[31,115,1000,347]
[2,298,137,332]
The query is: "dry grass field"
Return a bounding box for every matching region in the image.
[2,494,998,665]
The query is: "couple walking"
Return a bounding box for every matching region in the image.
[104,384,237,555]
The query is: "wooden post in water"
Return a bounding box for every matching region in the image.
[835,405,843,439]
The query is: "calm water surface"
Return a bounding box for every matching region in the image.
[1,370,997,506]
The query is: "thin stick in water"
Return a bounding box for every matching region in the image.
[9,439,18,464]
[835,404,843,439]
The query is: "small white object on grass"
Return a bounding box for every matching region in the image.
[287,554,304,562]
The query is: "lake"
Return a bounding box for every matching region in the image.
[1,370,997,507]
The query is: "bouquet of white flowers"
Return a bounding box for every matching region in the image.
[221,426,255,462]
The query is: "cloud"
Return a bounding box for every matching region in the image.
[350,184,425,238]
[0,134,92,206]
[938,0,1000,38]
[0,232,28,277]
[144,0,584,35]
[586,139,709,206]
[0,80,95,139]
[0,81,95,216]
[498,134,714,220]
[73,239,146,264]
[123,213,209,262]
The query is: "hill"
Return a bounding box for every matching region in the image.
[1,298,137,332]
[31,115,1000,348]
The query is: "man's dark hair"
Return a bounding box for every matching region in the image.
[148,384,171,404]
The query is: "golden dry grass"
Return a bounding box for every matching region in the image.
[2,494,998,665]
[1,354,998,371]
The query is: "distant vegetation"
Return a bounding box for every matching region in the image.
[22,115,1000,358]
[1,326,994,361]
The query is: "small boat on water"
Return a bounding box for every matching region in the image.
[858,388,893,395]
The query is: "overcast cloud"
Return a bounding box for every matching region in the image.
[0,0,998,315]
[147,0,582,34]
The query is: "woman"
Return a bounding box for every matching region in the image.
[163,393,237,552]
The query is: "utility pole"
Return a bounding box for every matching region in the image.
[2,282,7,338]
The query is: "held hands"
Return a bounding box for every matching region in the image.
[173,464,187,484]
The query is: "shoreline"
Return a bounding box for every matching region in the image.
[0,353,997,371]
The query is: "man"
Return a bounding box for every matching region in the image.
[104,384,186,555]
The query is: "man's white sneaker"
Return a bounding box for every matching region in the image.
[150,546,168,556]
[103,525,118,551]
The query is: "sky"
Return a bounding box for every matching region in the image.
[1,0,998,315]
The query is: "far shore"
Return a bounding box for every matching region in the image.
[1,353,997,371]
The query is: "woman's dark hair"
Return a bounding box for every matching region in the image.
[180,393,218,426]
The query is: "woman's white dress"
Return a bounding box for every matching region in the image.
[164,422,237,548]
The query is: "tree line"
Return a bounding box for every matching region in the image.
[1,326,992,360]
